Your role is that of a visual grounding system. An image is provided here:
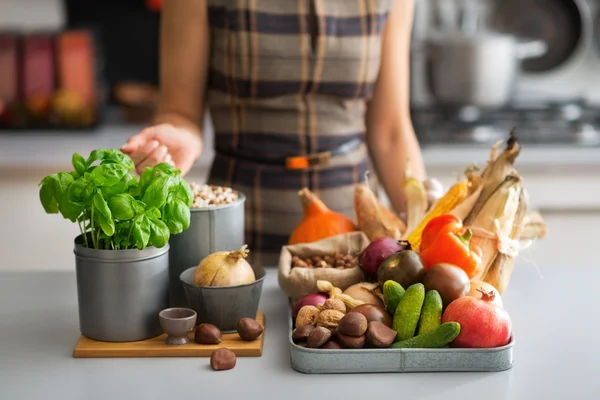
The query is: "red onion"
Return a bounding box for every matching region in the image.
[292,293,327,319]
[358,238,410,280]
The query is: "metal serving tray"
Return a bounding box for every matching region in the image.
[288,311,514,374]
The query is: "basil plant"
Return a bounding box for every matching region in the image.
[39,148,193,250]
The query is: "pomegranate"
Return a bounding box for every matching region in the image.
[442,289,511,348]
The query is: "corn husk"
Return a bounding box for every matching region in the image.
[478,184,529,293]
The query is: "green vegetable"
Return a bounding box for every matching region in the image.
[383,280,405,314]
[417,290,443,335]
[392,283,425,341]
[39,148,193,250]
[391,322,461,349]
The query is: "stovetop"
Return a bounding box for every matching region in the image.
[412,100,600,147]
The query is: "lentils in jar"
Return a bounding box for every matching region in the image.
[190,183,239,208]
[291,252,358,270]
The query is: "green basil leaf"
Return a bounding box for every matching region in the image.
[142,175,170,209]
[149,219,170,248]
[108,193,136,221]
[138,167,155,198]
[72,153,87,176]
[152,162,177,175]
[86,149,106,166]
[133,200,146,215]
[39,176,59,214]
[103,149,135,170]
[145,207,161,220]
[175,180,194,207]
[164,199,191,234]
[93,192,115,236]
[133,215,150,249]
[67,177,96,205]
[102,173,135,198]
[90,163,129,187]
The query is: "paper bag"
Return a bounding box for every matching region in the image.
[278,232,369,302]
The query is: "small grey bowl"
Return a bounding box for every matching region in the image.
[179,266,266,333]
[158,307,197,345]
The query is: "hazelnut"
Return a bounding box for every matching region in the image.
[318,298,346,314]
[337,312,368,337]
[237,318,264,341]
[210,348,236,370]
[307,326,332,348]
[195,323,222,344]
[292,325,315,343]
[316,309,345,332]
[321,340,342,350]
[296,305,320,328]
[366,321,397,348]
[337,332,366,349]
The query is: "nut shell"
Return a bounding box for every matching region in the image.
[237,318,264,341]
[195,323,222,344]
[292,325,316,343]
[296,305,320,327]
[337,332,366,349]
[337,312,368,337]
[319,298,347,314]
[316,309,345,332]
[307,326,332,348]
[365,321,397,348]
[210,348,236,370]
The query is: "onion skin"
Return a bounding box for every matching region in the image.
[292,293,327,319]
[343,283,385,309]
[358,238,409,280]
[193,246,256,287]
[442,291,512,348]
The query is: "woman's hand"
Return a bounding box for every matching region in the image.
[120,124,203,176]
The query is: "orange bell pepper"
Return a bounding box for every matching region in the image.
[419,214,483,278]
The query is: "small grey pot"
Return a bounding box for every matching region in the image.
[167,192,246,307]
[73,234,170,342]
[179,265,266,333]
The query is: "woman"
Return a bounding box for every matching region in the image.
[121,0,427,267]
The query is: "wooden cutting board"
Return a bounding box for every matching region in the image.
[72,312,265,358]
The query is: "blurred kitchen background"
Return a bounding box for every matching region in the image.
[1,0,599,271]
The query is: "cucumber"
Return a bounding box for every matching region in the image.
[417,290,443,335]
[392,283,425,341]
[391,322,461,349]
[383,280,405,314]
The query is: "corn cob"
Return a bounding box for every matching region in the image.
[467,174,524,281]
[403,175,428,235]
[479,184,529,293]
[405,178,470,251]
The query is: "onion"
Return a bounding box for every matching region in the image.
[358,238,410,280]
[292,293,328,319]
[343,283,385,309]
[193,245,256,287]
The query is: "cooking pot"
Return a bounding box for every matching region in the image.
[426,32,548,108]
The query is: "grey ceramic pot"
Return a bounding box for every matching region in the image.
[73,235,170,342]
[179,265,266,333]
[168,192,246,307]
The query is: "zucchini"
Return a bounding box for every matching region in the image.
[383,280,405,314]
[417,290,443,335]
[392,283,425,341]
[391,322,461,349]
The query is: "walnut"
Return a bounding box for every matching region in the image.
[318,298,346,314]
[296,306,320,328]
[316,309,345,332]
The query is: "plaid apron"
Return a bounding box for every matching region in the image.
[205,0,393,267]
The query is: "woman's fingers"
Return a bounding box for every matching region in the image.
[121,127,155,153]
[136,145,169,174]
[128,140,160,166]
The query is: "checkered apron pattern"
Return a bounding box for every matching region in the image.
[205,0,393,267]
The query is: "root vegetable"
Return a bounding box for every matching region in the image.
[358,237,410,280]
[343,283,385,309]
[193,245,255,287]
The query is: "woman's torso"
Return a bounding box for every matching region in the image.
[204,0,393,266]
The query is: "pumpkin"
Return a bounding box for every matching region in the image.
[288,188,358,245]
